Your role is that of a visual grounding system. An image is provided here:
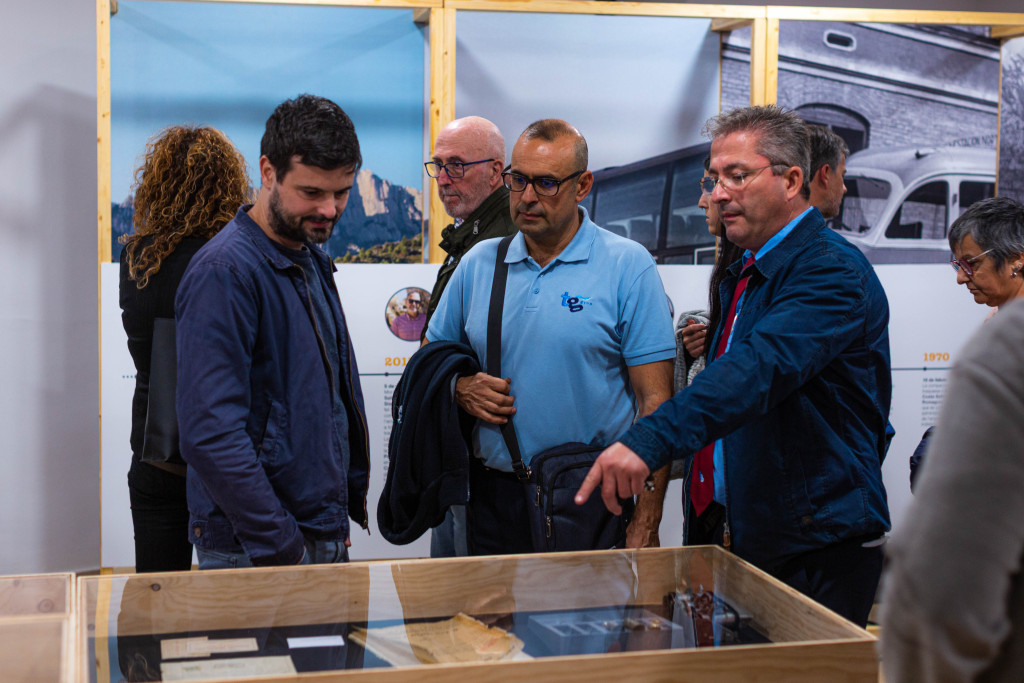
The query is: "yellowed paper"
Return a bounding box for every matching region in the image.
[350,612,528,666]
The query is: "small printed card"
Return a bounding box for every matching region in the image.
[160,636,258,660]
[161,655,296,681]
[286,635,345,649]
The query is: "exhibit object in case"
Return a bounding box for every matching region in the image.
[0,572,75,682]
[78,547,876,682]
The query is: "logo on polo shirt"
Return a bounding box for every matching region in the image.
[561,291,592,313]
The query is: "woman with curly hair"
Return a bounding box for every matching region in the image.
[119,125,251,572]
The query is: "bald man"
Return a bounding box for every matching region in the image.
[423,116,517,335]
[422,117,516,557]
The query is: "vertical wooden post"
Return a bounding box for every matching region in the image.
[764,16,779,106]
[98,0,111,265]
[96,0,111,574]
[749,16,766,106]
[427,7,456,265]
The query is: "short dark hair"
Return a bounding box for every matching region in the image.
[807,124,849,180]
[260,94,361,178]
[703,105,810,198]
[519,118,588,170]
[948,196,1024,269]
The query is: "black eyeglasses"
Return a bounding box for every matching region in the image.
[950,248,993,277]
[502,169,584,197]
[700,164,782,194]
[407,299,423,306]
[424,159,494,179]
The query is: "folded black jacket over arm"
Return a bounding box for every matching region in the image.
[378,341,479,545]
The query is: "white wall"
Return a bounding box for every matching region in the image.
[0,0,99,573]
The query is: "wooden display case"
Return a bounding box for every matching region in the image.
[0,573,75,682]
[78,547,876,682]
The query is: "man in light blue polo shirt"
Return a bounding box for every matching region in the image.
[425,118,675,555]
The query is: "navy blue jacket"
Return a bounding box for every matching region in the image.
[621,208,891,572]
[378,341,478,545]
[176,206,370,566]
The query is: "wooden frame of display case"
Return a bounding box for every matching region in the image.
[0,573,76,683]
[78,547,878,683]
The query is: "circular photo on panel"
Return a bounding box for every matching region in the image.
[386,287,431,341]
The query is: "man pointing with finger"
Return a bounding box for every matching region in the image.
[578,106,891,627]
[427,118,674,555]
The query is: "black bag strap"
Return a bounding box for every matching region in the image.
[486,235,531,482]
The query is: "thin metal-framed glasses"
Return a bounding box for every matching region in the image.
[424,158,494,179]
[950,248,994,277]
[700,164,782,194]
[502,169,584,197]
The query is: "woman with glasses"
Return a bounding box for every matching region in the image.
[119,125,251,572]
[949,196,1024,313]
[908,196,1024,490]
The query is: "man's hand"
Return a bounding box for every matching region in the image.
[575,442,651,515]
[455,372,516,424]
[681,319,708,359]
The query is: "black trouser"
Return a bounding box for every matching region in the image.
[687,500,882,627]
[687,500,727,546]
[466,458,534,556]
[770,536,884,628]
[127,458,193,573]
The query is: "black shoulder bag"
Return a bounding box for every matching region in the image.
[141,317,185,471]
[486,235,633,552]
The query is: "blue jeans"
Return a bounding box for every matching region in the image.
[196,537,350,569]
[429,506,468,558]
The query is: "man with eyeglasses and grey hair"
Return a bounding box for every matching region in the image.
[421,116,517,557]
[577,105,892,627]
[423,117,517,339]
[425,118,675,555]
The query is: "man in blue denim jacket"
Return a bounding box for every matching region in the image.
[578,106,891,627]
[176,95,370,568]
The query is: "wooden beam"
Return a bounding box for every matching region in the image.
[148,0,442,7]
[766,6,1024,27]
[427,7,455,265]
[96,0,112,585]
[98,0,111,266]
[991,25,1024,40]
[764,16,779,106]
[749,16,767,106]
[413,7,430,24]
[711,17,752,33]
[444,0,763,20]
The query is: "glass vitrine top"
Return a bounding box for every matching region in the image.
[79,547,867,682]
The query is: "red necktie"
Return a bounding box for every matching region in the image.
[690,255,755,516]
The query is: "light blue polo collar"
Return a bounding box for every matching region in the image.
[506,207,597,266]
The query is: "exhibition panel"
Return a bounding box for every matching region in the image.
[78,547,876,682]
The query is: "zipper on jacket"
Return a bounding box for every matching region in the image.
[292,264,337,397]
[294,262,372,531]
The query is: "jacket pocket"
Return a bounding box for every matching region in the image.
[252,397,288,466]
